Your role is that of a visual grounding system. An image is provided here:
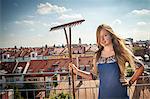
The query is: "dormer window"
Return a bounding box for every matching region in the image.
[4,55,7,59]
[2,54,10,60]
[61,67,66,72]
[30,52,37,60]
[32,54,35,58]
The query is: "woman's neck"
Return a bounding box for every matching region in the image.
[103,44,114,52]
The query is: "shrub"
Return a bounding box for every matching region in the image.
[50,92,71,99]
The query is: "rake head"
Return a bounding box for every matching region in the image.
[50,19,85,31]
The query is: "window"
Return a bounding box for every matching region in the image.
[32,54,35,58]
[34,79,37,81]
[48,68,51,71]
[4,55,7,59]
[61,76,65,80]
[86,66,90,72]
[40,85,44,88]
[79,65,85,71]
[16,78,19,81]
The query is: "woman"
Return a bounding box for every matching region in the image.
[69,24,144,99]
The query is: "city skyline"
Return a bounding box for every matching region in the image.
[1,0,150,48]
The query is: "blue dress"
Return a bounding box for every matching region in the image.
[97,56,129,99]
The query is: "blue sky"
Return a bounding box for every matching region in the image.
[0,0,150,48]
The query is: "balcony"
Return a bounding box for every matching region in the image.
[0,72,150,99]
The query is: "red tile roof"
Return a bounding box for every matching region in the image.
[26,56,93,76]
[1,62,16,73]
[15,62,27,73]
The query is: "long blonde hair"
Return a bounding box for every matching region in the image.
[96,24,135,78]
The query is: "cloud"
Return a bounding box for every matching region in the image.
[14,20,34,25]
[136,22,150,32]
[10,33,15,37]
[130,9,150,16]
[50,22,61,27]
[14,21,21,24]
[37,2,71,15]
[27,15,35,18]
[137,22,147,26]
[58,14,83,20]
[23,20,34,25]
[14,19,51,29]
[37,34,43,37]
[42,23,50,27]
[112,19,122,25]
[131,22,150,37]
[29,28,35,31]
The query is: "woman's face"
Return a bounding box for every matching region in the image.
[99,29,112,47]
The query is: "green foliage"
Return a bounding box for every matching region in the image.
[132,46,144,53]
[14,87,24,99]
[53,74,58,87]
[126,69,134,77]
[53,82,58,88]
[50,92,72,99]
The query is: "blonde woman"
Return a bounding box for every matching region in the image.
[69,24,144,99]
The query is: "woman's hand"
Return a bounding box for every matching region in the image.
[126,79,135,87]
[120,77,133,87]
[69,63,92,79]
[120,78,133,87]
[120,78,128,86]
[69,63,79,74]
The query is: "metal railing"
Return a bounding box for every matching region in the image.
[0,72,150,99]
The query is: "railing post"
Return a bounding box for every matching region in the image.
[34,90,35,99]
[26,89,28,99]
[92,88,95,99]
[78,88,79,99]
[85,88,87,99]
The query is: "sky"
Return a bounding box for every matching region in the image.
[0,0,150,48]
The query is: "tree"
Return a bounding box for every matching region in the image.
[53,44,56,48]
[53,74,58,94]
[45,44,48,48]
[14,88,23,99]
[62,44,65,48]
[53,74,58,87]
[50,92,71,99]
[13,86,24,99]
[14,46,17,49]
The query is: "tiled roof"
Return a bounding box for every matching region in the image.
[0,45,97,59]
[41,48,49,56]
[54,48,65,54]
[1,62,16,73]
[85,45,98,52]
[28,56,93,73]
[15,62,27,73]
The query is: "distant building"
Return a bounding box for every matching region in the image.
[135,40,147,47]
[125,38,133,48]
[126,38,133,43]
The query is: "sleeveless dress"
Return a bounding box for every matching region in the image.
[97,56,129,99]
[91,55,143,99]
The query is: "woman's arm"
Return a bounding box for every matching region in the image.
[129,65,144,85]
[129,56,145,85]
[69,63,93,80]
